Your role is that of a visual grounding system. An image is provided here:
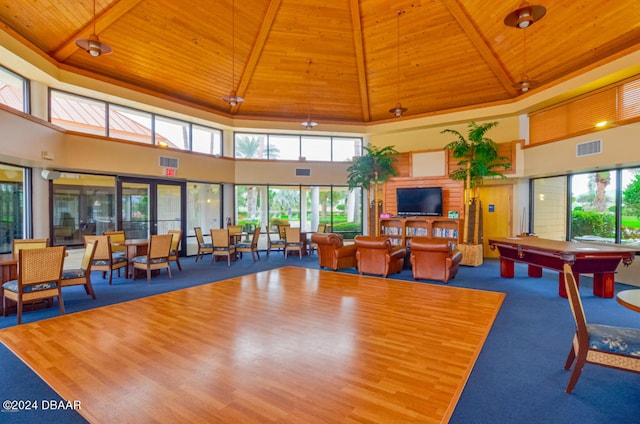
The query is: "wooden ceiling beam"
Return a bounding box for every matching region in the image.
[349,0,370,122]
[442,0,515,93]
[233,0,282,112]
[53,0,144,61]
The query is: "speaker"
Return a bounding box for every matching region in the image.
[41,169,61,180]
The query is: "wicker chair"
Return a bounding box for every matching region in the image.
[211,229,236,266]
[2,246,66,324]
[61,240,98,299]
[131,234,173,284]
[307,223,327,255]
[267,224,289,257]
[237,227,261,262]
[12,238,49,259]
[194,227,213,262]
[168,229,183,271]
[84,235,128,285]
[284,227,304,260]
[562,264,640,393]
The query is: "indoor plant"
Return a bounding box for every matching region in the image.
[347,145,399,236]
[443,121,510,265]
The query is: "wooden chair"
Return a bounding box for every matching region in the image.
[284,227,304,260]
[307,223,327,255]
[2,246,66,324]
[84,235,128,285]
[267,224,289,257]
[194,227,213,262]
[131,234,173,284]
[211,229,236,266]
[61,240,98,299]
[168,229,183,271]
[103,230,126,257]
[562,264,640,393]
[12,238,49,259]
[228,225,243,244]
[237,226,261,262]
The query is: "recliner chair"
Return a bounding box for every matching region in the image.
[409,237,463,283]
[354,236,406,277]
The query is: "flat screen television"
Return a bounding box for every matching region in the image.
[396,187,443,217]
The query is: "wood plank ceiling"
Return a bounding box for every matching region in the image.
[2,0,640,125]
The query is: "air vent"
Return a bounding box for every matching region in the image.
[159,156,179,168]
[295,168,311,177]
[576,140,602,157]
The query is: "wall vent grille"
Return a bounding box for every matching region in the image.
[295,168,311,177]
[576,140,602,157]
[159,156,179,168]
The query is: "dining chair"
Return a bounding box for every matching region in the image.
[228,225,243,244]
[12,238,49,259]
[284,227,304,260]
[194,227,213,262]
[84,235,128,285]
[237,226,261,262]
[61,240,98,299]
[267,224,289,257]
[131,234,173,284]
[103,230,126,258]
[168,229,183,271]
[2,246,66,324]
[211,229,236,266]
[562,264,640,393]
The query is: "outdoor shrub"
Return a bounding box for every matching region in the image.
[571,210,615,238]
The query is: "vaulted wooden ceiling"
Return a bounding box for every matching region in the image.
[2,0,640,125]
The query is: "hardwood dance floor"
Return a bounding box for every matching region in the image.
[0,267,504,423]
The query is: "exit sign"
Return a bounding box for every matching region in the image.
[163,167,177,177]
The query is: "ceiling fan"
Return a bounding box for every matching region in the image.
[75,0,112,57]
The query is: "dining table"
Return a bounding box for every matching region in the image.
[616,289,640,313]
[113,238,150,279]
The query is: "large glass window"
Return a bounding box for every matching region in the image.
[301,136,331,161]
[155,115,189,149]
[621,168,640,245]
[269,186,301,228]
[570,171,617,243]
[0,164,26,253]
[0,65,28,113]
[192,124,222,155]
[186,183,221,255]
[234,133,362,162]
[235,133,268,159]
[51,173,116,246]
[268,135,297,160]
[333,137,362,162]
[108,104,153,144]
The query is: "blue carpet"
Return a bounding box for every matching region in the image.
[1,253,639,423]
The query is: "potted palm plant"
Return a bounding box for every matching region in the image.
[443,121,510,265]
[347,145,399,236]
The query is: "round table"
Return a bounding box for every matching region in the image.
[616,289,640,313]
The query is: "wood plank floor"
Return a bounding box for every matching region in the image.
[0,267,504,423]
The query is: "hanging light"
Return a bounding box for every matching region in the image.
[389,10,407,117]
[503,2,546,29]
[75,0,112,57]
[223,0,244,107]
[301,59,318,129]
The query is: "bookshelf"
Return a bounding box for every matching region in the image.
[380,217,462,247]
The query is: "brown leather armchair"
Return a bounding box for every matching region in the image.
[311,233,357,271]
[409,237,463,283]
[354,236,406,277]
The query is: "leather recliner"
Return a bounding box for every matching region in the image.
[409,237,463,283]
[354,236,406,277]
[311,233,357,271]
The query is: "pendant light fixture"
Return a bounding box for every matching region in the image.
[223,0,244,107]
[389,10,407,118]
[75,0,112,57]
[504,2,547,93]
[301,59,318,129]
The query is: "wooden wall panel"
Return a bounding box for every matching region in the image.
[383,176,465,220]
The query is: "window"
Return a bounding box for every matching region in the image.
[0,65,28,113]
[234,133,363,162]
[155,115,189,149]
[192,124,222,155]
[0,164,26,253]
[532,176,567,240]
[50,91,106,136]
[108,104,153,144]
[51,173,116,247]
[620,168,640,245]
[186,183,221,255]
[570,171,617,243]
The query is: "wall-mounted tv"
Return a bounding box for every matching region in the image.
[396,187,443,217]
